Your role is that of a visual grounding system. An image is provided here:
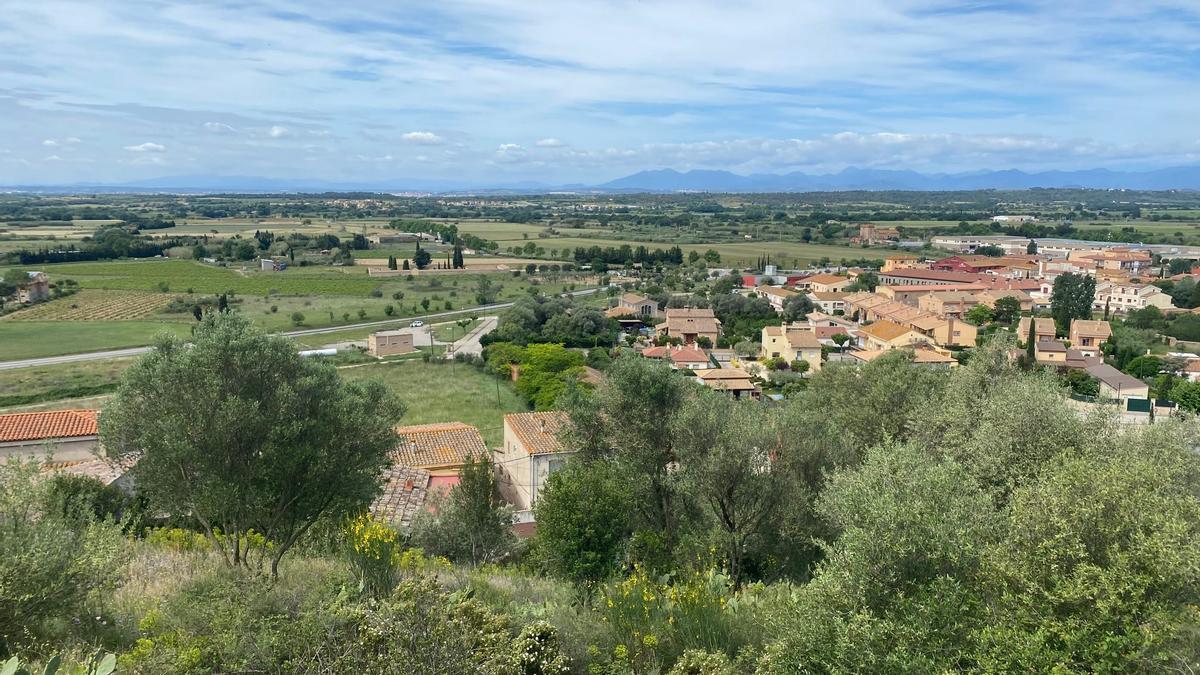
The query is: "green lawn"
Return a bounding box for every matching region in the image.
[0,320,192,361]
[340,360,528,447]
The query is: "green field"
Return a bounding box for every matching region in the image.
[0,357,136,408]
[477,235,880,266]
[340,360,527,447]
[0,321,191,361]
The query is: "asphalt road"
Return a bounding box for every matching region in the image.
[0,288,599,371]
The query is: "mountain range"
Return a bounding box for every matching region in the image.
[7,166,1200,194]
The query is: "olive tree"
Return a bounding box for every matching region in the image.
[101,313,404,576]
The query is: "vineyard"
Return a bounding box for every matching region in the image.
[1,290,173,321]
[19,260,385,297]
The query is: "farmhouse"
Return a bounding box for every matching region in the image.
[370,466,432,528]
[0,409,100,462]
[660,308,721,345]
[15,271,50,304]
[495,411,573,512]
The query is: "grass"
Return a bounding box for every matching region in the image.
[0,357,136,408]
[0,320,191,361]
[340,360,528,447]
[433,318,481,343]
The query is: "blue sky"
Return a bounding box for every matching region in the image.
[1,0,1199,185]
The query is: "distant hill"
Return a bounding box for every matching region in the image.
[8,165,1200,194]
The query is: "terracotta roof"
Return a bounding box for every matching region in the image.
[809,291,848,301]
[1036,340,1068,353]
[390,422,488,469]
[1018,316,1056,335]
[663,308,721,335]
[695,368,757,391]
[786,330,821,350]
[370,465,431,527]
[909,315,946,331]
[506,411,569,455]
[620,292,652,306]
[813,326,851,340]
[803,274,848,285]
[882,269,983,283]
[756,285,797,298]
[0,409,99,443]
[1071,319,1112,338]
[43,455,137,487]
[910,348,956,364]
[860,320,915,342]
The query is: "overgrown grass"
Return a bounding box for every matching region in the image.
[340,360,528,447]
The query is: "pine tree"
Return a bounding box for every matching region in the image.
[453,241,465,269]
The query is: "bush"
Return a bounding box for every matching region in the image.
[0,460,126,654]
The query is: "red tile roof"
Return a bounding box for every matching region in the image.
[390,422,488,469]
[0,409,99,443]
[505,411,569,455]
[370,465,431,527]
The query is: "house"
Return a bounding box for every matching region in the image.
[877,283,986,305]
[931,256,1009,274]
[368,330,416,357]
[917,291,980,319]
[851,223,899,244]
[878,269,982,286]
[754,285,798,311]
[849,346,958,368]
[641,344,711,370]
[661,308,721,345]
[1034,339,1069,365]
[909,316,976,349]
[259,258,287,272]
[0,409,100,462]
[976,289,1033,313]
[1085,364,1150,401]
[15,271,50,304]
[881,254,920,273]
[370,466,431,528]
[694,368,759,398]
[857,320,928,351]
[761,325,823,372]
[807,291,848,314]
[1093,282,1173,314]
[390,422,489,491]
[614,292,660,318]
[1069,320,1113,357]
[795,274,853,293]
[495,411,573,512]
[1077,249,1152,274]
[1017,316,1057,344]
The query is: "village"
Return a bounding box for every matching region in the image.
[5,229,1199,539]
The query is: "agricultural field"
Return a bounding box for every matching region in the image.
[480,234,878,266]
[0,258,591,360]
[339,359,528,447]
[0,320,191,361]
[0,290,172,321]
[0,357,136,408]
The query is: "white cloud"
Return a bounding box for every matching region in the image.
[267,125,290,138]
[42,139,58,147]
[123,141,165,152]
[535,138,563,147]
[203,121,237,133]
[43,154,62,161]
[401,131,444,145]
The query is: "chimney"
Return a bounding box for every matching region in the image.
[539,417,546,433]
[404,478,414,491]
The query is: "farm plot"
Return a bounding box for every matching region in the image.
[2,290,172,321]
[12,259,384,297]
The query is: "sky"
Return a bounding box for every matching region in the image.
[2,0,1200,186]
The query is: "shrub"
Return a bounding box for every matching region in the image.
[0,460,126,654]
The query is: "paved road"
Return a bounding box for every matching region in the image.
[0,288,599,371]
[442,315,499,358]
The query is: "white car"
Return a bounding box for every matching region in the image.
[410,320,424,328]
